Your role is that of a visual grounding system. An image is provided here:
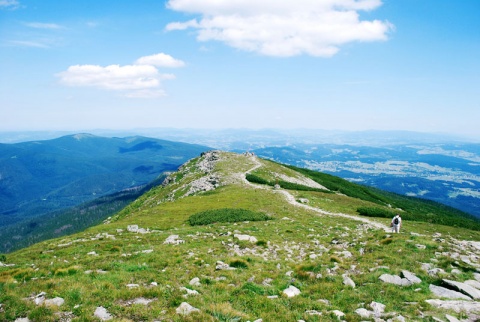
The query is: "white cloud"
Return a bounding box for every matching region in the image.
[166,0,393,57]
[24,22,64,29]
[0,0,20,9]
[57,53,184,98]
[135,53,185,68]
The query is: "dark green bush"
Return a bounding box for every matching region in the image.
[245,174,270,185]
[188,208,271,226]
[230,259,249,269]
[357,207,396,218]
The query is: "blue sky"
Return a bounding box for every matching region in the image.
[1,0,479,138]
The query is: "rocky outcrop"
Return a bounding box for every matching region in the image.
[425,300,480,314]
[176,302,200,315]
[379,270,422,286]
[283,285,301,298]
[442,279,480,300]
[429,284,472,300]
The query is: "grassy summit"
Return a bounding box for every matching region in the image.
[1,151,479,321]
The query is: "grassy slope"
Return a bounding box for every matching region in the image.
[1,152,479,321]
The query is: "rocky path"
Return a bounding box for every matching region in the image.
[241,155,390,232]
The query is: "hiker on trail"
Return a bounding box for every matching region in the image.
[391,213,402,233]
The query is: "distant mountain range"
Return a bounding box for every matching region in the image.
[0,134,209,228]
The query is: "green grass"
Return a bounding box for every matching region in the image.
[1,152,479,321]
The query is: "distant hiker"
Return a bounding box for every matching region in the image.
[391,213,402,233]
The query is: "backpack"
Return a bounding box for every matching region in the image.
[393,217,399,225]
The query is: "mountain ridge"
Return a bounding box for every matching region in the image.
[0,134,210,228]
[1,151,480,321]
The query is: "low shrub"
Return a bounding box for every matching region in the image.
[357,207,396,218]
[188,208,271,226]
[229,259,248,269]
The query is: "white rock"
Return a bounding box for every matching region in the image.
[402,270,422,284]
[45,297,64,307]
[474,273,480,282]
[127,225,139,232]
[189,277,201,286]
[164,235,185,245]
[176,302,200,315]
[355,308,372,318]
[131,298,153,305]
[342,275,355,288]
[283,285,301,298]
[429,284,472,300]
[234,234,258,243]
[180,287,199,297]
[94,306,113,321]
[443,279,480,299]
[465,280,480,290]
[87,251,97,256]
[445,314,461,322]
[331,310,345,318]
[379,274,410,286]
[14,318,30,322]
[126,284,139,289]
[34,292,46,305]
[370,301,386,317]
[305,310,322,315]
[425,299,480,313]
[216,261,235,270]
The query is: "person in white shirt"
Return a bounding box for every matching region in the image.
[391,214,402,233]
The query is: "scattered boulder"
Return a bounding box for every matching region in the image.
[370,301,386,317]
[234,234,258,243]
[342,275,355,288]
[176,302,200,315]
[283,285,301,298]
[445,314,461,322]
[180,287,199,297]
[425,299,480,314]
[465,280,480,290]
[189,277,201,286]
[164,235,185,245]
[331,310,345,319]
[127,225,138,232]
[429,284,472,300]
[33,292,46,305]
[379,270,421,286]
[126,284,139,289]
[402,270,422,284]
[443,279,480,299]
[355,308,372,318]
[45,297,64,307]
[14,318,30,322]
[215,261,236,271]
[94,306,113,321]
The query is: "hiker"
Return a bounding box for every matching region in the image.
[391,213,402,233]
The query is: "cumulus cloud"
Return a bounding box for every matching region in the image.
[166,0,393,57]
[0,0,20,9]
[57,53,184,98]
[135,53,186,68]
